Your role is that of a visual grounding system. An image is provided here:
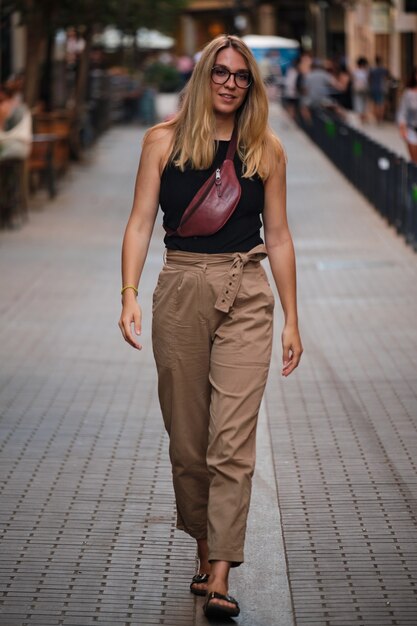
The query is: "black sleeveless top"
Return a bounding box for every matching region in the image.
[159,139,265,253]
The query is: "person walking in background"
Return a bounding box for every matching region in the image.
[283,57,301,119]
[258,51,273,86]
[352,57,370,123]
[119,34,302,620]
[301,58,340,121]
[397,67,417,163]
[333,60,353,118]
[259,51,282,101]
[369,56,389,123]
[176,54,194,88]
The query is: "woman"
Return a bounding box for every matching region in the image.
[398,67,417,163]
[352,56,369,124]
[283,57,301,119]
[119,34,302,620]
[369,56,389,124]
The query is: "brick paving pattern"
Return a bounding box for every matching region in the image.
[0,128,196,626]
[266,110,417,626]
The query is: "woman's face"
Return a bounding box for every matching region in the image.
[210,47,250,117]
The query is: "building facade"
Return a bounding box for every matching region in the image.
[177,1,286,55]
[342,0,417,83]
[177,1,417,87]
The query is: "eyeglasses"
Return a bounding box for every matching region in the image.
[211,65,252,89]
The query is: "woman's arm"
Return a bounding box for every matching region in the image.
[118,127,172,350]
[263,147,303,377]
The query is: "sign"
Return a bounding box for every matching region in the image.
[371,2,390,33]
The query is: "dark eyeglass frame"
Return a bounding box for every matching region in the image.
[211,65,252,89]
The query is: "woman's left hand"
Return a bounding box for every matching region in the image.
[281,324,303,377]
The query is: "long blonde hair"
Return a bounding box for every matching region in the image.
[147,35,283,180]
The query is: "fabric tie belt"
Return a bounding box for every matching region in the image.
[164,244,268,314]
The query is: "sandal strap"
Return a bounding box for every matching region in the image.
[191,573,209,585]
[206,591,239,607]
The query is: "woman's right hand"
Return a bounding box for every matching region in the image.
[118,295,143,350]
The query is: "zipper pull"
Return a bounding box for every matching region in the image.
[215,168,222,196]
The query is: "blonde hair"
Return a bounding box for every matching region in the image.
[146,34,284,180]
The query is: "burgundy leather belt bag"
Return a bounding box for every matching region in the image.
[164,127,241,238]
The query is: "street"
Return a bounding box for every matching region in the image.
[0,105,417,626]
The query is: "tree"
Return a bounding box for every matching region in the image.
[3,0,187,107]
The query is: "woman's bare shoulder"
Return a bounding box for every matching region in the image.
[143,125,175,171]
[144,125,174,149]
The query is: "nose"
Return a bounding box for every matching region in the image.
[224,73,236,88]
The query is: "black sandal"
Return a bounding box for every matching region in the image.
[203,591,240,619]
[190,573,209,596]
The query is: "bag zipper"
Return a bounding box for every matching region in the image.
[215,168,222,197]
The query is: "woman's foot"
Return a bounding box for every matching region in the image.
[190,572,210,596]
[203,592,240,618]
[204,560,239,616]
[190,538,211,595]
[205,577,239,614]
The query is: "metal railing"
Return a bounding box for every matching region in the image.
[296,109,417,251]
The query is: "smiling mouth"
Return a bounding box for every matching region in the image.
[219,94,236,99]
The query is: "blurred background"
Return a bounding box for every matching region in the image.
[2,0,417,236]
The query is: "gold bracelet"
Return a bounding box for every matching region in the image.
[121,285,138,296]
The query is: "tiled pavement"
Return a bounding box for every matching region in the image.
[0,103,416,626]
[0,128,198,626]
[267,109,417,625]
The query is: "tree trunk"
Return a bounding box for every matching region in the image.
[71,26,93,158]
[23,10,46,109]
[40,31,55,112]
[75,26,93,112]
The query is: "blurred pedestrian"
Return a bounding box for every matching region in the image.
[369,56,389,123]
[352,57,369,123]
[268,50,283,100]
[301,58,340,121]
[259,51,282,101]
[119,34,302,620]
[397,67,417,163]
[333,61,353,114]
[283,57,301,118]
[176,54,194,87]
[0,79,32,161]
[259,51,273,85]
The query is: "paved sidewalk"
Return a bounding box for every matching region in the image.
[0,101,416,626]
[268,106,417,626]
[0,125,199,626]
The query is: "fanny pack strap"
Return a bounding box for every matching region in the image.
[225,126,238,160]
[164,127,239,237]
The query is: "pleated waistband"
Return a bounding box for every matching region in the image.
[163,244,268,313]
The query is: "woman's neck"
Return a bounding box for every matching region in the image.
[214,115,235,141]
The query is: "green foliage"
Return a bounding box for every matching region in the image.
[2,0,188,34]
[144,62,182,93]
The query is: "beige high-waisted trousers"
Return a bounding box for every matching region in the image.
[152,244,274,566]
